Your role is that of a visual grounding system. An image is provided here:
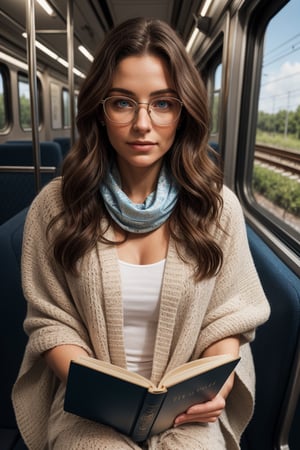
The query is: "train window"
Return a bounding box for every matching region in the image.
[0,65,9,132]
[200,39,223,146]
[18,72,42,130]
[62,88,70,128]
[211,63,222,136]
[252,0,300,241]
[50,82,62,129]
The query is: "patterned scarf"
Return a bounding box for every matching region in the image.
[100,164,179,233]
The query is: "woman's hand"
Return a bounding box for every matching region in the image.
[174,372,234,426]
[174,336,239,426]
[174,393,225,425]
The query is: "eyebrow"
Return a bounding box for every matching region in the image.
[108,87,178,97]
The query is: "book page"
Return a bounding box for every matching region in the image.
[159,354,239,389]
[74,356,155,389]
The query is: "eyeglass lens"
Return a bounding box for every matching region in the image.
[102,96,182,125]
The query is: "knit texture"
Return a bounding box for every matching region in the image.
[12,178,270,449]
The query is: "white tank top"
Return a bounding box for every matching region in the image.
[119,259,166,379]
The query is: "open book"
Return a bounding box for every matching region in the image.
[64,354,240,442]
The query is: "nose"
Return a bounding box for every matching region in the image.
[132,105,152,131]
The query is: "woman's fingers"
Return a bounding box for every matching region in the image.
[174,394,226,425]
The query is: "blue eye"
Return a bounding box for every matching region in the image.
[117,99,131,108]
[109,97,135,110]
[153,99,170,110]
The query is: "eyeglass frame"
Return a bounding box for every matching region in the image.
[100,95,183,126]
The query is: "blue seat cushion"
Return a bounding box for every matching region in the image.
[0,209,28,429]
[241,226,300,449]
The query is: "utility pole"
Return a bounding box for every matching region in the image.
[284,91,290,139]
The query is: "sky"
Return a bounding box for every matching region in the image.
[258,0,300,114]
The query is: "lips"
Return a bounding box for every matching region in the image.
[129,141,156,146]
[128,141,157,151]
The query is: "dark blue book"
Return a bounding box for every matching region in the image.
[64,354,240,442]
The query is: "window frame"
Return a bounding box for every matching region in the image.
[0,63,12,134]
[198,33,224,149]
[62,87,71,129]
[17,71,43,131]
[236,0,300,267]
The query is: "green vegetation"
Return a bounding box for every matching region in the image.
[253,164,300,217]
[255,111,300,219]
[19,94,31,129]
[256,130,300,152]
[211,92,219,135]
[257,106,300,140]
[0,93,6,130]
[257,106,300,151]
[0,92,33,130]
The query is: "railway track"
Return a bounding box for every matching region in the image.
[254,144,300,178]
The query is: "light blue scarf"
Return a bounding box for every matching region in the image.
[100,164,179,233]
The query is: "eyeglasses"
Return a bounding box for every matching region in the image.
[100,96,183,126]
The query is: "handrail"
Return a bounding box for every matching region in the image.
[24,0,75,176]
[67,0,75,147]
[0,166,56,173]
[25,0,41,194]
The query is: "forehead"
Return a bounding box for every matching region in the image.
[110,54,175,95]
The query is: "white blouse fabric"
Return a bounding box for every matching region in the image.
[119,259,166,378]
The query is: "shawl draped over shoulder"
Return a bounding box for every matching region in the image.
[12,178,270,449]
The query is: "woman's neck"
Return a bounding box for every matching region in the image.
[117,162,163,203]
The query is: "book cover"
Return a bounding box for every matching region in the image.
[64,354,240,442]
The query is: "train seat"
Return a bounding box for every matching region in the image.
[5,141,32,144]
[242,225,300,450]
[0,208,29,450]
[208,141,221,167]
[0,142,63,224]
[53,137,71,158]
[1,141,63,167]
[208,141,220,152]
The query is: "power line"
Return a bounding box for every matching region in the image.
[261,71,300,87]
[263,44,300,67]
[264,33,300,57]
[260,87,300,101]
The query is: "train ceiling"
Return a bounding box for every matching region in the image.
[0,0,204,81]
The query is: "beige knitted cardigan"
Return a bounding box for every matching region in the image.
[12,178,270,449]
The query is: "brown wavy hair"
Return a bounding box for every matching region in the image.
[48,17,224,280]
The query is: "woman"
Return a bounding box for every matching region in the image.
[13,17,270,450]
